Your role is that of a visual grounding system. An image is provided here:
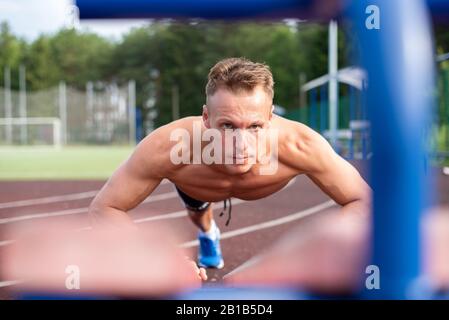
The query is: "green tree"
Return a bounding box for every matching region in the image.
[24,35,60,90]
[0,22,26,89]
[50,28,113,88]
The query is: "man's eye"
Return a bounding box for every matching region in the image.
[249,124,262,130]
[222,123,233,129]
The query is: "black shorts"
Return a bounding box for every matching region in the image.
[175,185,211,212]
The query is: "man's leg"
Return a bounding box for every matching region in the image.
[187,204,213,232]
[188,205,224,269]
[174,185,224,269]
[193,209,224,269]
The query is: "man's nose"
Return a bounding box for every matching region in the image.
[234,130,256,153]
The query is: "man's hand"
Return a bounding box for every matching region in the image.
[186,259,208,281]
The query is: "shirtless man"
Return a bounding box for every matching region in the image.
[88,57,372,273]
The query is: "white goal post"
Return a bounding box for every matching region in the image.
[0,117,62,148]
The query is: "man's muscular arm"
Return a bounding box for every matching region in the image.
[288,123,372,218]
[88,121,208,281]
[225,124,372,290]
[88,126,172,228]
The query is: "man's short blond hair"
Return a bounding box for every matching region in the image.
[206,57,274,99]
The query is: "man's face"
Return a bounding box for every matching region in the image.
[202,86,273,175]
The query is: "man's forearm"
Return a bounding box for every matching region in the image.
[88,202,137,229]
[341,199,371,219]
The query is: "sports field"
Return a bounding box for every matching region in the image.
[0,146,134,180]
[1,145,448,181]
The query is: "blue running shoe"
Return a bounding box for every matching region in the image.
[198,227,224,269]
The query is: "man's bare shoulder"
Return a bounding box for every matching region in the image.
[273,115,334,173]
[130,116,201,178]
[145,116,201,142]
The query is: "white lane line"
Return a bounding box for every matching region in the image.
[0,177,297,242]
[180,200,336,248]
[0,192,246,236]
[0,239,15,246]
[76,198,248,231]
[223,256,262,279]
[0,191,98,210]
[0,208,88,224]
[0,191,178,225]
[0,280,23,288]
[0,194,248,240]
[134,198,247,223]
[0,179,170,209]
[0,177,297,225]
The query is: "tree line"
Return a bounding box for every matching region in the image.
[1,20,448,130]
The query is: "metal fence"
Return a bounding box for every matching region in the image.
[0,81,136,146]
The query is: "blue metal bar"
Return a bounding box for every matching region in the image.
[74,0,449,21]
[75,0,321,20]
[350,0,434,298]
[174,286,306,300]
[427,0,449,9]
[426,0,449,21]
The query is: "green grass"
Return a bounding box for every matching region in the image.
[0,146,134,180]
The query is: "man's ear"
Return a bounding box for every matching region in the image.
[269,105,274,120]
[202,105,211,128]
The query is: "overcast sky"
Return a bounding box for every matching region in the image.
[0,0,149,41]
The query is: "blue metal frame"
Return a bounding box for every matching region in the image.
[350,0,434,299]
[75,0,315,20]
[75,0,439,299]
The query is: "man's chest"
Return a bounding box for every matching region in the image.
[168,163,297,201]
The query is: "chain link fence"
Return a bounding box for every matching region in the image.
[0,81,135,146]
